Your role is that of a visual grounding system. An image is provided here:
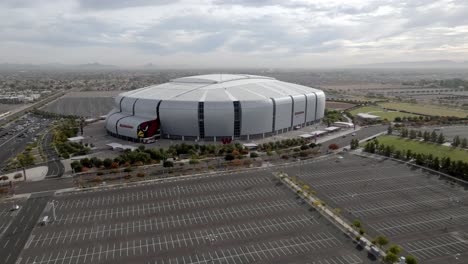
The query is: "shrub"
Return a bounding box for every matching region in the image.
[189,159,199,164]
[92,176,103,183]
[124,174,132,179]
[14,173,23,180]
[299,151,308,157]
[224,153,235,161]
[266,150,273,156]
[250,152,259,158]
[163,161,174,167]
[231,159,242,166]
[281,154,289,160]
[97,172,104,176]
[328,143,339,150]
[123,167,132,173]
[136,172,146,178]
[300,144,309,150]
[110,162,119,169]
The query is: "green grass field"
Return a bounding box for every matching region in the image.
[349,106,419,120]
[376,135,468,162]
[379,102,468,118]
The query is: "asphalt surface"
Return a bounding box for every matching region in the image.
[0,116,51,172]
[41,131,64,178]
[318,124,387,153]
[283,152,468,264]
[16,169,376,264]
[0,194,51,264]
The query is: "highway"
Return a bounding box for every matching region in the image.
[0,193,51,264]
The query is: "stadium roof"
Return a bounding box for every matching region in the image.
[118,74,323,102]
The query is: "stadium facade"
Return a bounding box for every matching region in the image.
[105,74,325,142]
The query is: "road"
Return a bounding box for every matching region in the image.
[0,117,51,173]
[0,193,51,264]
[319,124,387,153]
[41,131,64,178]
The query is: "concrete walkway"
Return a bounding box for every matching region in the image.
[2,166,48,182]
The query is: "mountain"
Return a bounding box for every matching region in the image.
[351,60,468,69]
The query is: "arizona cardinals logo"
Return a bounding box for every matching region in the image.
[137,119,159,138]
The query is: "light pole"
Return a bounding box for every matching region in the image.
[50,200,57,221]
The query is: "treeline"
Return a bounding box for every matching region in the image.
[364,140,468,181]
[402,78,468,89]
[399,128,468,148]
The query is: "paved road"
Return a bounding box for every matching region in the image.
[0,118,51,172]
[319,124,387,153]
[0,194,51,264]
[42,131,64,178]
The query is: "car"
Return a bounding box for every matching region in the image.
[11,204,20,211]
[342,135,346,138]
[351,133,356,136]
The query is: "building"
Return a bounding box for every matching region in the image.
[105,74,326,142]
[356,113,380,123]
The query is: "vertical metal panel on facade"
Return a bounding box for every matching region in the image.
[159,100,199,136]
[305,93,317,122]
[120,97,139,114]
[273,96,293,130]
[291,94,306,126]
[203,101,234,137]
[134,98,159,119]
[240,99,273,135]
[315,91,326,119]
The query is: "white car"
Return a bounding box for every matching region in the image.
[11,204,20,211]
[351,133,356,136]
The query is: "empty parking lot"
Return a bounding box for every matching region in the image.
[16,169,373,264]
[283,153,468,264]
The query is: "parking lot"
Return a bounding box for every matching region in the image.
[17,169,373,264]
[283,153,468,263]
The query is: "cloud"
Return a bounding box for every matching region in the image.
[0,0,467,67]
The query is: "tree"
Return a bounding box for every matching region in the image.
[394,117,402,122]
[387,244,401,255]
[417,130,423,138]
[423,131,430,142]
[250,152,259,158]
[14,173,23,180]
[461,138,467,148]
[430,131,437,142]
[350,139,359,150]
[1,175,8,182]
[387,125,393,135]
[406,255,417,264]
[401,128,408,138]
[452,135,461,147]
[103,158,112,169]
[437,133,445,144]
[409,130,417,139]
[375,235,389,247]
[384,253,399,263]
[352,219,361,228]
[406,149,413,160]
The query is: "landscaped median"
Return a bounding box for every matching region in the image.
[275,171,388,261]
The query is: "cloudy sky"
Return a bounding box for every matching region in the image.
[0,0,467,68]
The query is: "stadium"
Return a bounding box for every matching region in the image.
[105,74,326,142]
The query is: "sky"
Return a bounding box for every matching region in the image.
[0,0,467,68]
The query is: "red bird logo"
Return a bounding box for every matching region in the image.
[137,119,159,138]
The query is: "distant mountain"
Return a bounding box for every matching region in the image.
[351,60,468,69]
[0,62,119,71]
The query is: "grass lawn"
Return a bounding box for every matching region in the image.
[379,102,468,118]
[376,135,468,162]
[349,106,419,121]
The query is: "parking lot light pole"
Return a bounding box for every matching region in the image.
[50,201,57,221]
